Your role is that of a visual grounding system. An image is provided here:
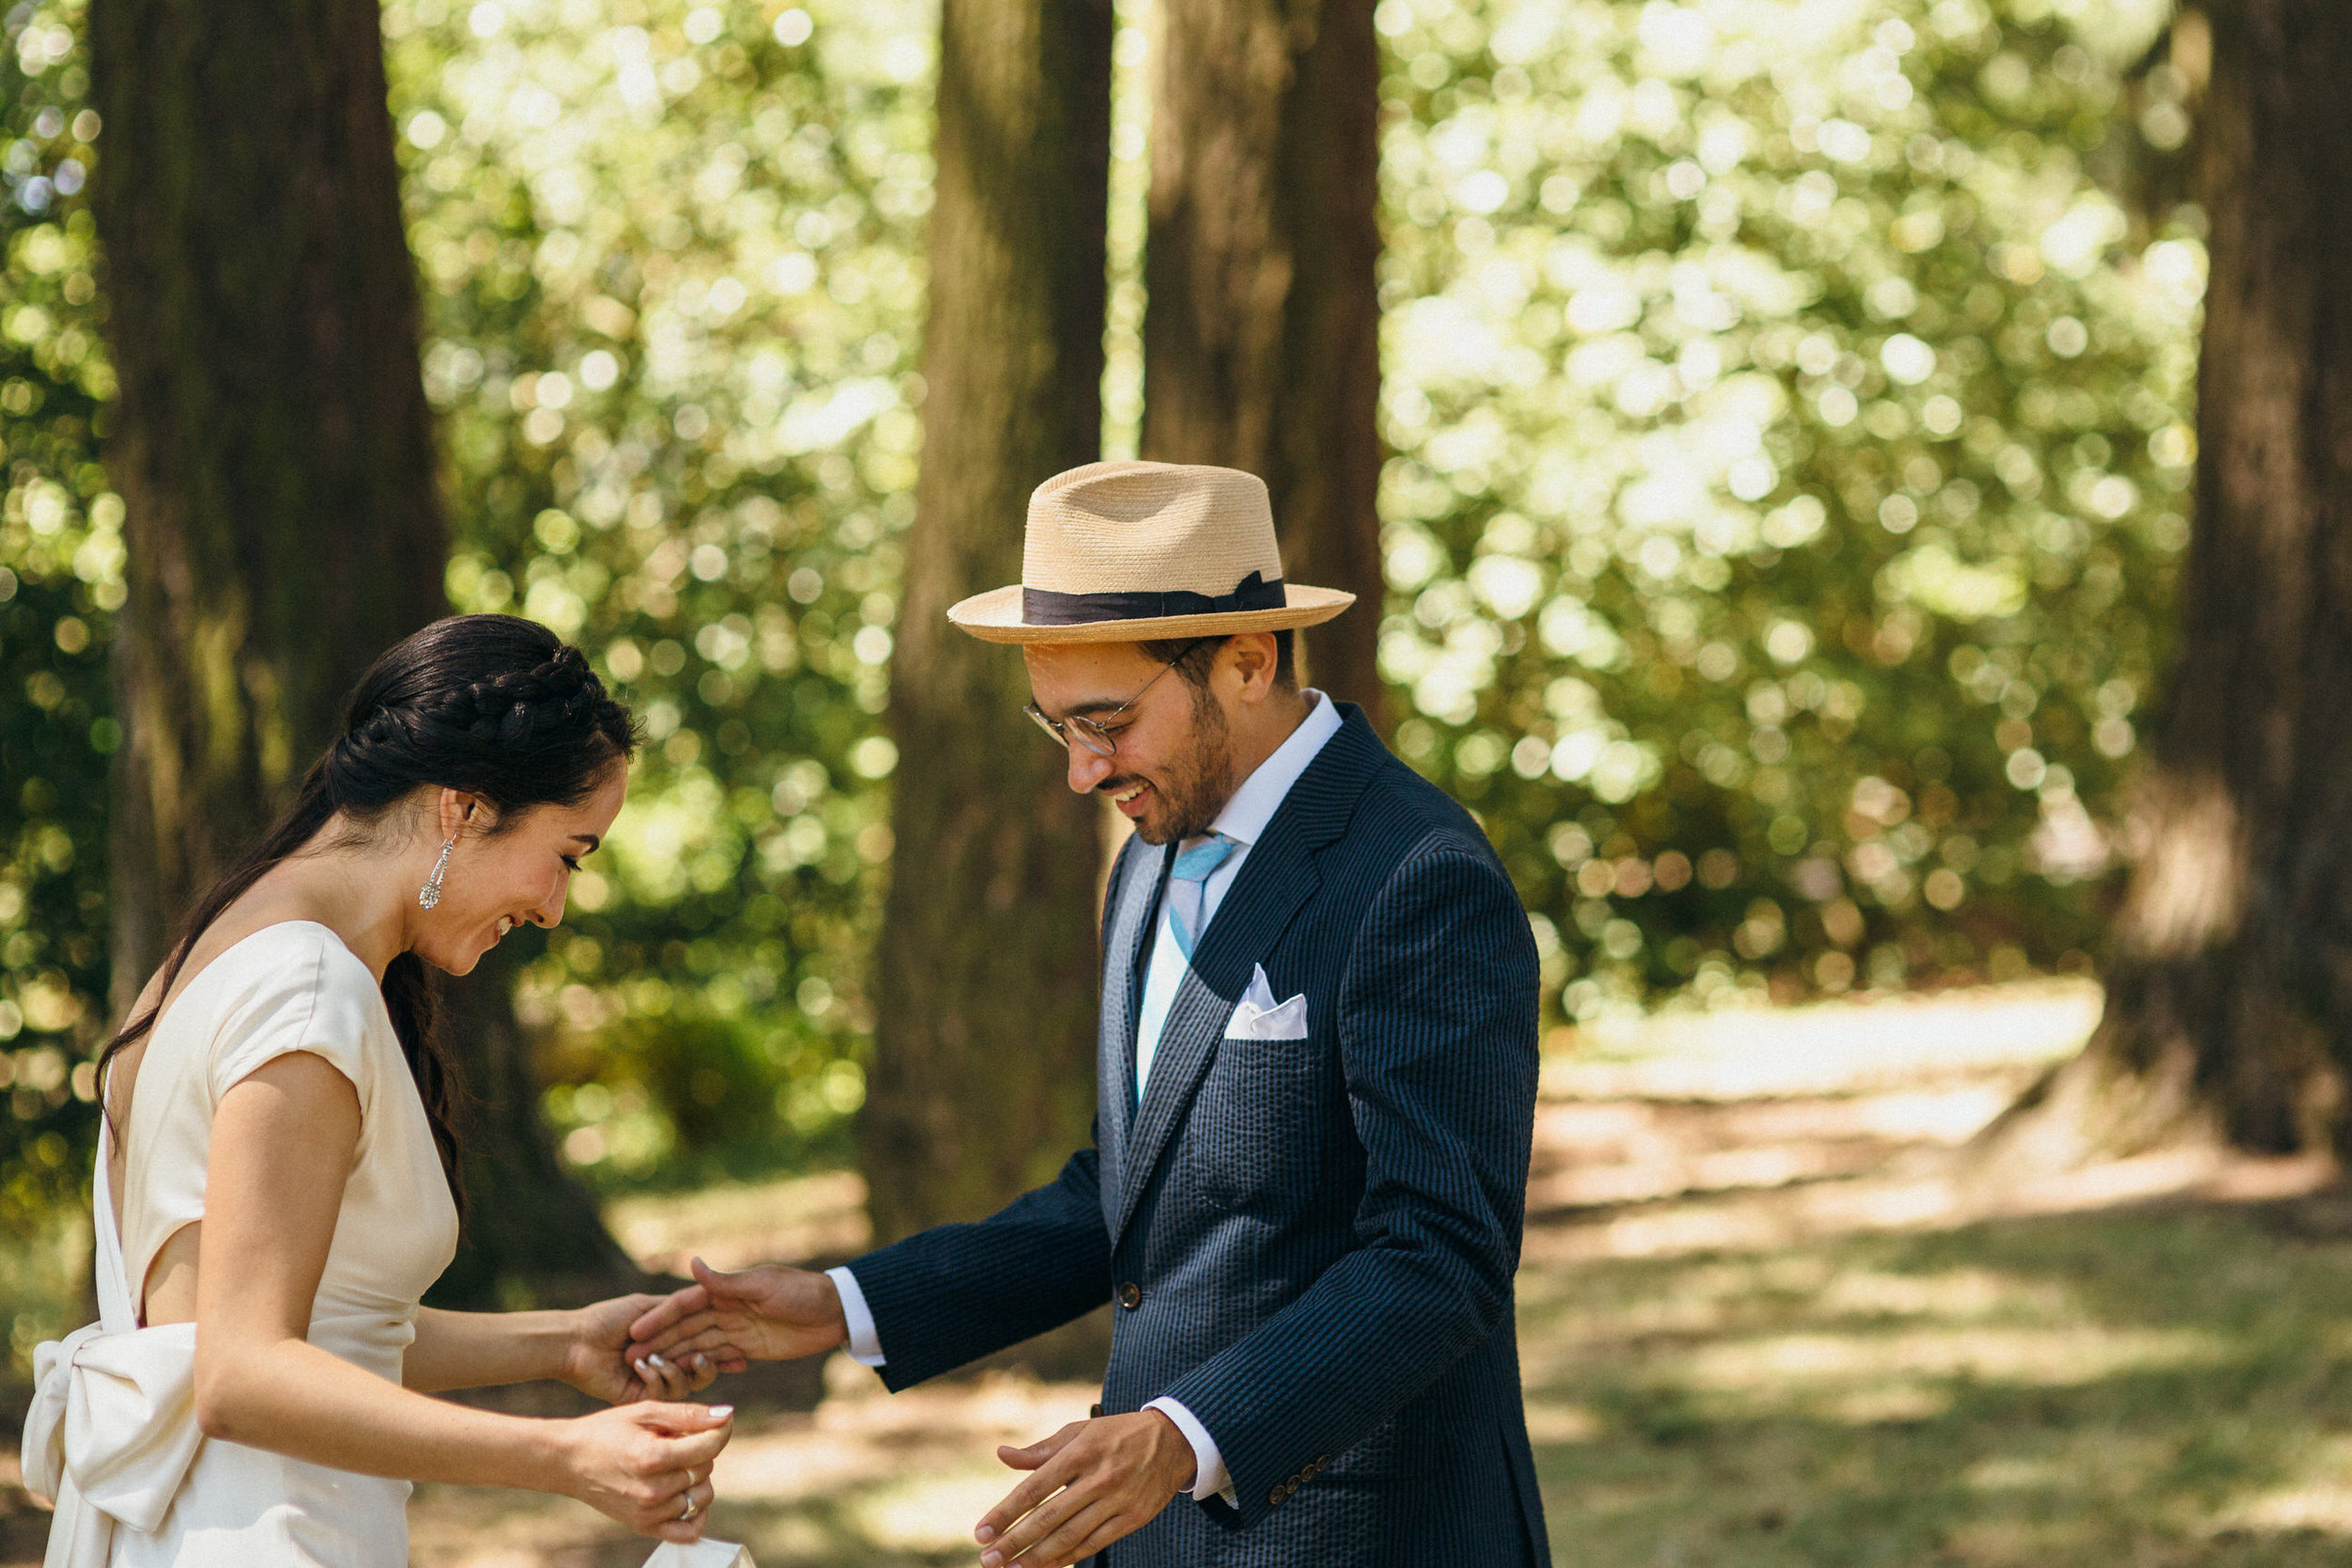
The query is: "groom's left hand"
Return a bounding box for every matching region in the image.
[975,1410,1195,1567]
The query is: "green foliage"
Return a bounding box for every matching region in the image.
[1373,0,2198,1023]
[0,0,2212,1211]
[0,0,115,1249]
[381,0,934,1188]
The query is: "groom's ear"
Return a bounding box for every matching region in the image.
[1226,633,1279,703]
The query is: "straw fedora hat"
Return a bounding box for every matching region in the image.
[947,460,1356,644]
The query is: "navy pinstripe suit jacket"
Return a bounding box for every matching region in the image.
[850,705,1549,1565]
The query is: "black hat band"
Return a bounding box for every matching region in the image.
[1021,570,1286,626]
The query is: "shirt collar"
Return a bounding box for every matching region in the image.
[1208,690,1343,851]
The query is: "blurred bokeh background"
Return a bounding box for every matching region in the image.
[15,0,2352,1560]
[0,0,2198,1263]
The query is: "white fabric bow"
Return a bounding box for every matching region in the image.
[24,1319,203,1568]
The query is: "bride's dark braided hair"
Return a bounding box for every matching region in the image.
[101,615,639,1206]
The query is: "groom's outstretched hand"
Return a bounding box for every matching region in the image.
[975,1411,1195,1568]
[625,1257,849,1368]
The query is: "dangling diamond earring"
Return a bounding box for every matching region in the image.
[419,837,454,910]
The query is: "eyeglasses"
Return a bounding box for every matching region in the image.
[1024,641,1207,758]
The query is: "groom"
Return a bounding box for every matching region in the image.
[630,461,1548,1566]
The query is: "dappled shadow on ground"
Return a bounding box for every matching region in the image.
[406,1363,1102,1567]
[1520,1208,2352,1567]
[1522,985,2352,1568]
[14,983,2352,1564]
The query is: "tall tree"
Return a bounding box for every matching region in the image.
[1992,6,2352,1163]
[860,0,1115,1241]
[1139,0,1384,721]
[91,0,444,990]
[88,0,628,1301]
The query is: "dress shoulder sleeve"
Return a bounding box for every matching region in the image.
[205,928,378,1112]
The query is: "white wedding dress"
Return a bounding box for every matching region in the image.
[28,922,460,1567]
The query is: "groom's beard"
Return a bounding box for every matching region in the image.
[1107,683,1234,845]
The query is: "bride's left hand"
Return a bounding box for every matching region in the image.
[564,1294,719,1404]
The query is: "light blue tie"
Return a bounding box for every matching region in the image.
[1166,834,1237,959]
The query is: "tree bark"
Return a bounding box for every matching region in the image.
[91,0,446,992]
[1139,0,1384,721]
[861,0,1113,1242]
[1985,3,2352,1166]
[90,0,627,1303]
[433,947,638,1305]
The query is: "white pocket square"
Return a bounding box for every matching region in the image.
[1226,964,1310,1040]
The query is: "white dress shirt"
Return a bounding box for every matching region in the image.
[1131,690,1340,1097]
[832,690,1343,1507]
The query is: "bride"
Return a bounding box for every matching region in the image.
[26,613,734,1566]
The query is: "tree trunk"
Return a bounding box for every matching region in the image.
[90,0,628,1304]
[91,0,447,996]
[432,947,638,1305]
[861,0,1114,1242]
[1139,0,1384,721]
[1984,3,2352,1167]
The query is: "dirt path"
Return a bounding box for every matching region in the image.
[14,980,2352,1565]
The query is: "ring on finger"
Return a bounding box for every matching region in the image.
[678,1493,698,1522]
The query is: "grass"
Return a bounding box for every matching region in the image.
[19,980,2352,1565]
[1520,1206,2352,1567]
[389,1194,2352,1568]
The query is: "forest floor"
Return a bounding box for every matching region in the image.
[16,978,2352,1566]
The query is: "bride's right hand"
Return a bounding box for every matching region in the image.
[554,1401,733,1542]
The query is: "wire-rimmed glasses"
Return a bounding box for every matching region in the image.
[1024,641,1207,757]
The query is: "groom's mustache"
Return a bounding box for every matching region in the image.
[1097,775,1147,795]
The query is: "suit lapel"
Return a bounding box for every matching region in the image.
[1096,835,1168,1226]
[1107,705,1390,1246]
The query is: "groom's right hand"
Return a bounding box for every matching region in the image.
[625,1256,848,1367]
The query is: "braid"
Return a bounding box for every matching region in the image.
[379,646,624,749]
[327,705,414,794]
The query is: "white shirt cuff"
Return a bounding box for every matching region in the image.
[1144,1395,1234,1504]
[826,1265,886,1367]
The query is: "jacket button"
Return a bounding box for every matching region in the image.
[1119,1281,1142,1310]
[1267,1487,1283,1506]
